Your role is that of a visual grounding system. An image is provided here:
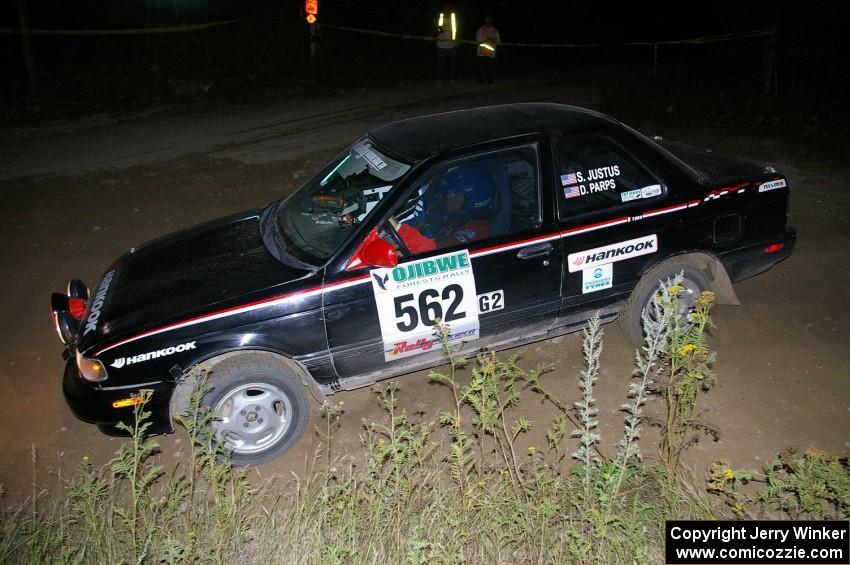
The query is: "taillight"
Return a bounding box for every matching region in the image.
[68,297,87,320]
[764,242,784,254]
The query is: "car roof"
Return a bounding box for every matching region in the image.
[368,103,619,162]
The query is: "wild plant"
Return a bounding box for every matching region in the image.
[633,274,718,480]
[571,314,602,494]
[110,389,163,563]
[760,448,850,519]
[709,449,850,519]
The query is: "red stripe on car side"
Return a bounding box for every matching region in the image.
[93,276,370,356]
[93,200,702,356]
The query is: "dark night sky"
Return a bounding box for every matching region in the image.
[2,1,842,39]
[2,1,847,115]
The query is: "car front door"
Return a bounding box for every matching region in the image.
[322,142,564,383]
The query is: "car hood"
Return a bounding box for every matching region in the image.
[77,210,313,353]
[657,139,768,184]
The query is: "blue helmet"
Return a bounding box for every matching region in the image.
[439,165,496,222]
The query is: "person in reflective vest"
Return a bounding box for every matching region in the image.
[436,9,459,84]
[476,15,500,84]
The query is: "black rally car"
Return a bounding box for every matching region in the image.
[51,103,795,465]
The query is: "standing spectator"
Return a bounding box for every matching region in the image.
[476,15,500,84]
[436,9,459,84]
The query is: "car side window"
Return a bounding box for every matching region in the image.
[389,145,541,257]
[555,135,664,218]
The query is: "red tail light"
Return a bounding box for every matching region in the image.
[69,297,87,320]
[764,242,784,254]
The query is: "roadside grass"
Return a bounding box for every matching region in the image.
[1,278,848,563]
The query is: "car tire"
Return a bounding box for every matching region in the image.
[619,260,710,348]
[201,356,309,466]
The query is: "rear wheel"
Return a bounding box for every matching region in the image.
[619,260,709,347]
[202,357,309,466]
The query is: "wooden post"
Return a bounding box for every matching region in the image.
[16,0,35,88]
[309,22,317,59]
[764,24,778,96]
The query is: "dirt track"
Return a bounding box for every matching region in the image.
[1,71,847,498]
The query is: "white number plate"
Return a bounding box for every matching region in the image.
[370,250,479,361]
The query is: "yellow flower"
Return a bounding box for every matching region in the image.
[694,373,705,381]
[82,455,89,463]
[667,284,684,294]
[724,468,735,480]
[677,344,696,356]
[464,489,473,497]
[477,480,487,488]
[527,446,536,453]
[698,291,715,306]
[734,502,743,514]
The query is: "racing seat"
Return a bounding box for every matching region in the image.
[478,159,511,237]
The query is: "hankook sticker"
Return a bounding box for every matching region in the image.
[110,341,197,369]
[371,250,479,361]
[568,234,658,273]
[84,270,116,335]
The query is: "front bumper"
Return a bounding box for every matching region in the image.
[62,357,174,436]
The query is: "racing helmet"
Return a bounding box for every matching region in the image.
[439,165,497,222]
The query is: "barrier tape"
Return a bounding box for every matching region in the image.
[322,23,770,48]
[0,19,238,36]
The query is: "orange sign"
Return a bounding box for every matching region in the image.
[305,0,318,15]
[306,13,316,23]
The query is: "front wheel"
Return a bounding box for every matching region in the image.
[202,356,309,466]
[619,261,710,347]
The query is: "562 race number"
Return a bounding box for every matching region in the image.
[394,284,464,331]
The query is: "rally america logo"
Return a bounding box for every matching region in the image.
[110,341,197,369]
[568,234,658,273]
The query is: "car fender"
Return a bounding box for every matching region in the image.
[168,348,326,427]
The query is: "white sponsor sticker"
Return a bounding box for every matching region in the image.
[371,250,479,361]
[110,341,197,369]
[621,189,641,202]
[568,234,658,273]
[352,140,387,170]
[641,184,663,199]
[758,179,786,193]
[582,264,613,294]
[477,290,504,314]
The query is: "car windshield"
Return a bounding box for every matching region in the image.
[274,138,411,263]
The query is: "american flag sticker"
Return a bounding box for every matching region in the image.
[561,172,578,186]
[564,184,581,199]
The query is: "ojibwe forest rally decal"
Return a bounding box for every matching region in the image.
[370,250,479,361]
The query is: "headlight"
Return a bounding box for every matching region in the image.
[76,350,108,382]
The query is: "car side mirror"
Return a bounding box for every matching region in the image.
[346,228,398,270]
[361,238,398,268]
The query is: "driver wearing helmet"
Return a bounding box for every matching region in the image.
[395,165,496,254]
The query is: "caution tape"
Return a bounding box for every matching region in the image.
[0,19,238,36]
[322,23,770,49]
[625,29,771,46]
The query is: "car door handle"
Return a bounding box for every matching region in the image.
[517,242,553,260]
